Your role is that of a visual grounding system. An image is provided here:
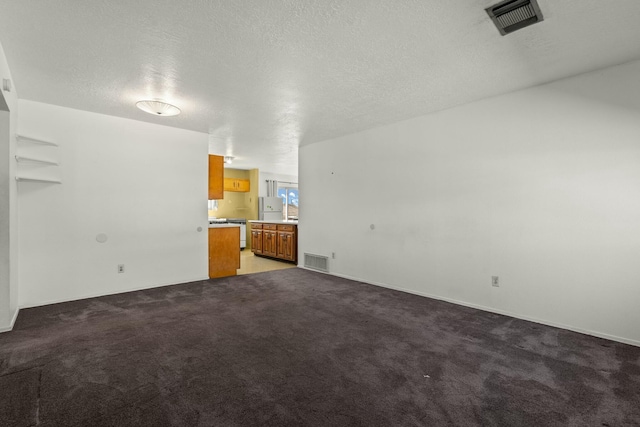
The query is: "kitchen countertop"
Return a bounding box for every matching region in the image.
[209,223,241,228]
[248,220,298,225]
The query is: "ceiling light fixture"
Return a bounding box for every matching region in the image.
[135,99,181,117]
[224,156,234,164]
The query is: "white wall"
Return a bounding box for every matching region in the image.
[0,41,19,331]
[18,101,209,307]
[300,59,640,346]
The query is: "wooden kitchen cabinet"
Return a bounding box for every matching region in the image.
[251,223,263,254]
[224,178,250,192]
[208,226,240,278]
[250,222,297,263]
[262,224,278,257]
[276,225,296,262]
[208,155,224,200]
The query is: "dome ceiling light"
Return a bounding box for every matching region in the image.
[135,99,181,117]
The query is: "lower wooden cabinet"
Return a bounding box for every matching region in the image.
[250,222,297,263]
[208,226,240,278]
[251,228,263,254]
[275,225,296,262]
[263,230,277,257]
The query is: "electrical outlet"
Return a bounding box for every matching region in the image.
[118,264,125,274]
[492,276,499,287]
[332,252,336,259]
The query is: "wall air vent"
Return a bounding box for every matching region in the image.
[486,0,543,36]
[304,253,329,272]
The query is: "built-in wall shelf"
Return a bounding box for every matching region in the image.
[16,134,58,146]
[15,155,59,166]
[15,133,61,185]
[15,177,62,184]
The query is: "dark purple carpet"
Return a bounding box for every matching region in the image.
[1,268,639,426]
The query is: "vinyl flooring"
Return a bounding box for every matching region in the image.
[236,249,296,275]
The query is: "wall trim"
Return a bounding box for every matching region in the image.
[299,267,640,348]
[19,276,210,309]
[0,307,20,333]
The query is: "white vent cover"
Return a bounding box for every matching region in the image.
[486,0,543,36]
[304,253,329,272]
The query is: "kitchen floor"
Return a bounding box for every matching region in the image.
[237,250,297,275]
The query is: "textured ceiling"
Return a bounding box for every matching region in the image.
[1,0,640,175]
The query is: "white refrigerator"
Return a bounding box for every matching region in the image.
[259,197,284,221]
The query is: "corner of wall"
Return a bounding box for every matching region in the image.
[0,307,19,333]
[0,42,20,330]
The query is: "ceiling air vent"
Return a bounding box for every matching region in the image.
[486,0,543,36]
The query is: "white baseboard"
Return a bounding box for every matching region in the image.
[299,267,640,348]
[0,307,20,333]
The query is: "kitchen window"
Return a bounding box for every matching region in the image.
[277,185,298,220]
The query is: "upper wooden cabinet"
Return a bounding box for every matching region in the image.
[208,155,224,200]
[224,178,250,192]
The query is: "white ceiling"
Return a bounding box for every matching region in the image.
[1,0,639,176]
